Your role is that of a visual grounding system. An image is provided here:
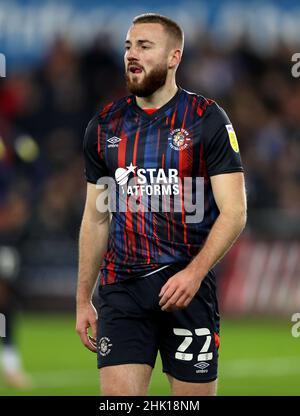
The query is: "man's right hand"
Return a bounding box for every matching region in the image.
[76,301,98,353]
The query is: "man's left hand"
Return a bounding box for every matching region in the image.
[158,267,203,312]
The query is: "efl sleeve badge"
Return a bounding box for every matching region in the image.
[225,124,239,153]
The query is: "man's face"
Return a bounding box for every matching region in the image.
[124,23,170,97]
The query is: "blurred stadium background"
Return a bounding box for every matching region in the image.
[0,0,299,396]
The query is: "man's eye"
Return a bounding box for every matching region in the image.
[141,46,150,49]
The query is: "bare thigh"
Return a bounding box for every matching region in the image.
[100,363,153,396]
[166,374,217,396]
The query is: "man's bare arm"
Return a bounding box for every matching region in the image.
[76,183,110,352]
[159,172,247,311]
[187,171,247,276]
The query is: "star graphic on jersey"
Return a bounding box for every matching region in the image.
[126,163,137,174]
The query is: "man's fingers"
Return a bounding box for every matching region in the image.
[182,297,192,308]
[159,285,177,307]
[161,289,183,311]
[77,328,97,353]
[91,321,98,340]
[88,335,97,349]
[159,281,170,298]
[161,291,187,311]
[175,294,192,310]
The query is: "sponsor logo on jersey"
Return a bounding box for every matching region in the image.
[107,136,122,148]
[115,163,137,185]
[98,337,113,356]
[97,165,205,222]
[115,163,179,196]
[225,124,239,153]
[168,128,191,151]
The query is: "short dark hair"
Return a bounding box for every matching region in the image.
[132,13,184,49]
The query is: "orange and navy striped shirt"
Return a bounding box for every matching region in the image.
[83,87,243,285]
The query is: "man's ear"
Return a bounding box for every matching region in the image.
[168,49,182,69]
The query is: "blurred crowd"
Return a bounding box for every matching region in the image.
[0,32,299,251]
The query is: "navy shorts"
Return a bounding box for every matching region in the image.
[96,263,220,383]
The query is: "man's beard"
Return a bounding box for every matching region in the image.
[125,63,168,97]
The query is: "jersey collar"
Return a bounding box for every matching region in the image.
[131,86,183,119]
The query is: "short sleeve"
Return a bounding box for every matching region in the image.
[203,103,244,177]
[83,114,109,183]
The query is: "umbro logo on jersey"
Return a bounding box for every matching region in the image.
[107,136,122,148]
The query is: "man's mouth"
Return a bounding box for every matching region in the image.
[128,66,143,74]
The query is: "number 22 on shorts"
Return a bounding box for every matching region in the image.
[173,328,213,361]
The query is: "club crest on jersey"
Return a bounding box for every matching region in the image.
[168,128,191,151]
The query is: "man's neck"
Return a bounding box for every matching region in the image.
[135,82,178,110]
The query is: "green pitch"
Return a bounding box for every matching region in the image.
[0,314,299,396]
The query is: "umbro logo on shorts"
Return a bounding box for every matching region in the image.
[194,362,210,370]
[194,362,210,374]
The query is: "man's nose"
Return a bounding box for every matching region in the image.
[127,47,139,61]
